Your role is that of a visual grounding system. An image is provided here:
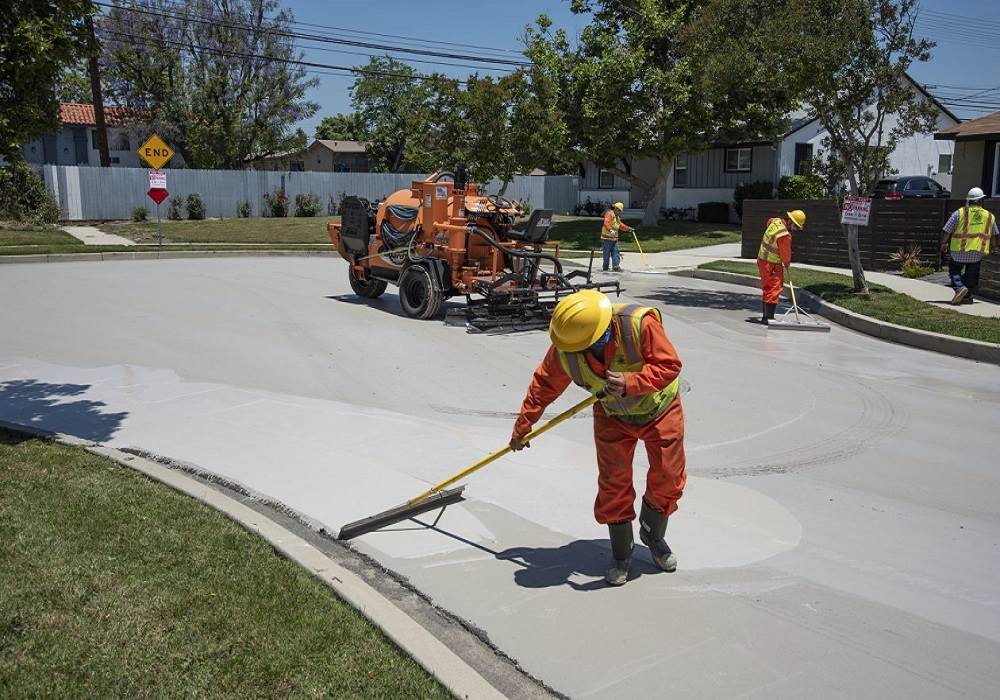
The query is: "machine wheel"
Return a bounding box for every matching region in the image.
[348,266,388,298]
[398,264,444,319]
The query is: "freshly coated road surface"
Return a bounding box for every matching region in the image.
[1,258,998,698]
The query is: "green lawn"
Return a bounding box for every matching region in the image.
[99,216,340,244]
[0,243,334,256]
[0,430,448,698]
[548,215,739,253]
[700,260,1000,345]
[0,226,79,247]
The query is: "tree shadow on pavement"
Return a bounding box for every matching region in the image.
[0,379,128,443]
[496,540,661,591]
[643,287,760,312]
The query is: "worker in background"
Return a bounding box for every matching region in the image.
[509,290,685,586]
[941,187,999,305]
[602,202,633,273]
[755,209,806,324]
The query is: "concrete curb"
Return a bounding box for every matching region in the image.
[0,249,337,264]
[0,420,505,700]
[673,268,1000,366]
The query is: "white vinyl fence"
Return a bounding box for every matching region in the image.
[41,165,581,220]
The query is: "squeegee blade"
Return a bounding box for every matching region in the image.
[336,487,467,540]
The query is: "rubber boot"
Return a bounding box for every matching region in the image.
[766,303,777,322]
[761,301,769,325]
[639,500,677,572]
[605,521,633,586]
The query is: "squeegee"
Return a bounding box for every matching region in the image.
[768,273,830,332]
[337,392,602,540]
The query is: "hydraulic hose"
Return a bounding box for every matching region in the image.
[468,226,564,276]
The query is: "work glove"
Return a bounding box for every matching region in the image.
[509,436,530,451]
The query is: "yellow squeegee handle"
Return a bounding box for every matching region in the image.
[786,266,802,322]
[630,228,650,269]
[407,392,604,506]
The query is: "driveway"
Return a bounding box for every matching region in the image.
[0,258,997,698]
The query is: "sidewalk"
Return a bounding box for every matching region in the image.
[62,225,134,246]
[598,242,1000,319]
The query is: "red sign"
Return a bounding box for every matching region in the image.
[147,188,169,205]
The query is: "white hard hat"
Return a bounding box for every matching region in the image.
[967,187,986,201]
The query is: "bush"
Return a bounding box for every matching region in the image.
[132,206,148,222]
[778,174,826,199]
[326,194,338,216]
[733,181,773,219]
[237,200,252,218]
[168,195,183,220]
[263,189,288,217]
[185,193,205,220]
[0,162,61,224]
[890,245,934,278]
[660,207,696,221]
[697,201,730,224]
[519,197,532,217]
[294,192,321,217]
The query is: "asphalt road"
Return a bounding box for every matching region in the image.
[1,258,997,698]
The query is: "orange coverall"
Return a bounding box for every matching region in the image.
[757,228,792,304]
[513,316,686,524]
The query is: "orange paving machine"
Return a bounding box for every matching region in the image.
[327,168,620,331]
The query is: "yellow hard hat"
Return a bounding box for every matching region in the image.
[613,202,624,211]
[787,210,806,229]
[549,290,613,352]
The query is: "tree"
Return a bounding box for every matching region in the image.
[402,76,466,174]
[789,0,937,293]
[0,0,94,163]
[350,57,426,172]
[315,112,365,141]
[56,61,94,103]
[533,1,792,225]
[100,0,318,169]
[460,75,521,188]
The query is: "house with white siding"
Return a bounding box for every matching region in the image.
[577,75,959,219]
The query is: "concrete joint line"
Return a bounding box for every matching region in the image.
[0,420,505,700]
[671,268,1000,366]
[0,250,337,265]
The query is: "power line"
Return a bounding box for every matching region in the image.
[94,2,532,67]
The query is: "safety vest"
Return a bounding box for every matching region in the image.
[557,304,680,423]
[758,218,790,264]
[601,210,623,241]
[950,205,995,256]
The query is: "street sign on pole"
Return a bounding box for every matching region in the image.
[841,195,872,226]
[148,170,167,190]
[137,134,174,170]
[147,188,169,205]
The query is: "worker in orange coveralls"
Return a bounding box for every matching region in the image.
[755,209,806,324]
[509,289,685,586]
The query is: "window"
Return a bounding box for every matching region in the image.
[724,147,752,173]
[598,168,614,189]
[673,155,687,188]
[290,160,304,172]
[904,177,931,192]
[112,131,130,151]
[91,129,98,150]
[938,153,952,174]
[993,144,1000,197]
[794,143,813,175]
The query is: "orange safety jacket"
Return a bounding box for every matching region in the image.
[602,209,629,241]
[513,314,682,439]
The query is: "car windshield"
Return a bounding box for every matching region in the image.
[874,180,897,192]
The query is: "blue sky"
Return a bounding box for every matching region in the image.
[286,0,1000,136]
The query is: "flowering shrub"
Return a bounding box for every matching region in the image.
[263,189,288,217]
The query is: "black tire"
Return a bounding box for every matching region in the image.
[348,266,387,298]
[398,264,444,319]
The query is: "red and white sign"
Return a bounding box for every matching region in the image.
[147,188,169,205]
[148,170,167,189]
[841,195,872,226]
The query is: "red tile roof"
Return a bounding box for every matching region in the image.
[58,102,134,127]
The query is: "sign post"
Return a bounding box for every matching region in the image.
[138,134,174,247]
[147,171,169,247]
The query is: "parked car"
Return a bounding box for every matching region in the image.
[871,176,950,199]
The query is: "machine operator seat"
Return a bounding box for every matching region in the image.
[505,209,554,244]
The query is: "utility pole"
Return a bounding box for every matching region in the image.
[85,12,110,167]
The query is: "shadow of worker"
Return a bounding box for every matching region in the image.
[496,539,659,591]
[0,379,128,443]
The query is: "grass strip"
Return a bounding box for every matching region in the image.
[549,216,739,253]
[0,430,448,698]
[700,260,1000,345]
[0,244,334,256]
[99,217,340,244]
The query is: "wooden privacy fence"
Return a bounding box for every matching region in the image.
[741,199,1000,300]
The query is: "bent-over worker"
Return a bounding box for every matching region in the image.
[756,209,806,324]
[941,187,998,305]
[602,202,632,272]
[509,290,685,586]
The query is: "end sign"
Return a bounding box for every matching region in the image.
[138,134,174,170]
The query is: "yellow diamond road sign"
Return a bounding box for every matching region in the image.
[138,134,174,170]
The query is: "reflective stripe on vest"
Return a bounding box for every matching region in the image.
[951,206,995,255]
[602,210,622,240]
[557,304,680,421]
[758,218,790,263]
